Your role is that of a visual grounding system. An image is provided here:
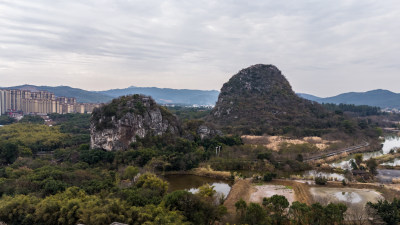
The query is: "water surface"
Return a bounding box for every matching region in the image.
[302,170,345,181]
[331,136,400,170]
[163,174,233,198]
[333,191,362,203]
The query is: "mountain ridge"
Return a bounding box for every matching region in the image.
[98,86,219,105]
[3,84,400,109]
[299,89,400,109]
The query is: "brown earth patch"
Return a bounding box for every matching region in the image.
[223,179,253,224]
[241,135,337,151]
[250,184,295,204]
[222,179,313,224]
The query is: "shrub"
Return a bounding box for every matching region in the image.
[315,176,327,185]
[263,172,277,182]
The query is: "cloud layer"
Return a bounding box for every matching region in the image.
[1,0,400,96]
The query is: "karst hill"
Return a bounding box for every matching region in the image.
[208,64,341,136]
[90,94,180,151]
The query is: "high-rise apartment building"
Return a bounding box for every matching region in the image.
[0,89,100,115]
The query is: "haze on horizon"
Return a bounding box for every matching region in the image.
[1,0,400,97]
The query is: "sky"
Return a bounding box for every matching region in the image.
[1,0,400,97]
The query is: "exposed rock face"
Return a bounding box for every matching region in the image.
[90,95,180,151]
[208,64,330,135]
[197,125,223,140]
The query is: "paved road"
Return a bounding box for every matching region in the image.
[304,142,370,162]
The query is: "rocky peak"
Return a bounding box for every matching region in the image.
[218,64,295,99]
[208,64,329,135]
[90,95,180,151]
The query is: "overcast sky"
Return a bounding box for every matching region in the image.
[1,0,400,97]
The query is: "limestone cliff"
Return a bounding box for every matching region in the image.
[90,95,180,151]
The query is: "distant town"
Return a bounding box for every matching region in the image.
[0,89,101,118]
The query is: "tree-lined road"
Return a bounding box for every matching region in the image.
[304,142,370,162]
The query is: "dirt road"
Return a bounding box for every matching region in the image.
[223,179,253,223]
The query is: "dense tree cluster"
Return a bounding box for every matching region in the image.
[322,103,382,117]
[235,195,347,225]
[167,106,212,121]
[0,115,16,125]
[19,115,45,124]
[0,123,66,161]
[367,198,400,225]
[0,180,190,225]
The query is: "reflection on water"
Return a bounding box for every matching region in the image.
[381,158,400,166]
[163,174,233,198]
[377,169,400,183]
[334,192,362,203]
[331,136,400,170]
[303,170,345,181]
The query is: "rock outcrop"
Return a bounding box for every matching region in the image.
[197,125,223,140]
[90,95,180,151]
[208,64,333,135]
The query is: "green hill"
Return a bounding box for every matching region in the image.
[207,64,379,138]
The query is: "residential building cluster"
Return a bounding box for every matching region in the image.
[0,89,100,116]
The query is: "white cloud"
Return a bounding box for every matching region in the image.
[0,0,400,96]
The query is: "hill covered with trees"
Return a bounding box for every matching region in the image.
[207,64,380,139]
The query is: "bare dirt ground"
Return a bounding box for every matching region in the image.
[222,179,310,224]
[249,184,295,204]
[223,179,312,217]
[241,135,337,151]
[223,179,252,223]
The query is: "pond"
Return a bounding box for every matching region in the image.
[162,174,233,198]
[376,169,400,183]
[331,136,400,170]
[310,187,382,205]
[300,136,400,182]
[302,170,345,181]
[333,191,362,203]
[381,158,400,166]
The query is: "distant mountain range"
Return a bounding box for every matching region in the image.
[3,85,219,105]
[3,85,399,109]
[298,89,400,109]
[98,86,219,105]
